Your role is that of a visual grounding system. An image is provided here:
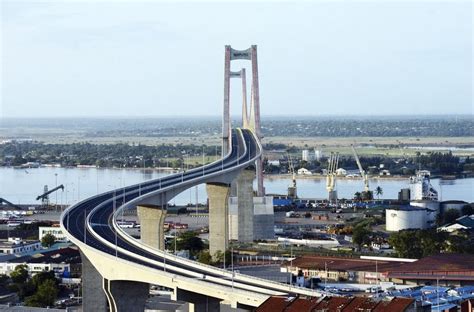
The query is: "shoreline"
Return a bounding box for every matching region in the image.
[3,166,469,181]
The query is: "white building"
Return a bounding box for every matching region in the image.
[335,168,347,176]
[0,261,70,276]
[0,238,42,255]
[297,168,312,175]
[267,160,280,167]
[39,226,68,241]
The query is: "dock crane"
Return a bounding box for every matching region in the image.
[287,153,297,198]
[351,144,370,193]
[0,198,23,210]
[326,152,339,202]
[36,184,64,207]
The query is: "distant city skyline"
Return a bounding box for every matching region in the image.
[1,0,472,118]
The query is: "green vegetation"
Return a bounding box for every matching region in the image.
[41,233,56,248]
[389,229,474,258]
[1,141,220,169]
[25,279,58,308]
[375,186,383,199]
[167,231,205,257]
[6,265,60,307]
[352,225,371,251]
[443,209,461,224]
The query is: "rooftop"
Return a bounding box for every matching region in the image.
[285,256,403,272]
[256,296,415,312]
[387,253,474,273]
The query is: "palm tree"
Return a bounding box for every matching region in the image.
[375,186,383,199]
[354,192,362,201]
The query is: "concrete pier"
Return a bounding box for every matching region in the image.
[106,280,149,312]
[81,251,108,312]
[235,170,255,242]
[206,183,230,259]
[174,288,221,312]
[137,204,167,250]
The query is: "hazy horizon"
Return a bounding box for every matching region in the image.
[1,1,472,118]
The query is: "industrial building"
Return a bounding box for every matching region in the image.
[440,200,469,214]
[409,170,438,201]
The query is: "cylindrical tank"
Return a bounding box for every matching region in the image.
[440,200,468,214]
[410,200,440,212]
[386,207,428,231]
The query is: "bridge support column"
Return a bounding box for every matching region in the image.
[174,288,221,312]
[137,204,167,250]
[236,169,255,242]
[104,279,149,312]
[81,251,108,312]
[206,183,230,259]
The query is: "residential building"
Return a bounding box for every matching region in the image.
[0,238,41,255]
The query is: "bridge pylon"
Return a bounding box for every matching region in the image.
[223,45,264,196]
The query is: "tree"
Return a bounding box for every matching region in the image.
[444,209,460,224]
[10,265,28,284]
[25,279,58,308]
[168,232,204,256]
[354,192,362,201]
[352,225,370,250]
[41,234,56,248]
[389,229,448,258]
[197,251,212,265]
[31,271,57,289]
[375,186,383,199]
[361,191,373,201]
[461,204,474,216]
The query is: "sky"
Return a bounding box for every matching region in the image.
[0,0,472,118]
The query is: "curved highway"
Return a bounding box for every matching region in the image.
[60,128,321,308]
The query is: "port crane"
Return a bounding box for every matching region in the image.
[0,198,22,210]
[287,153,297,198]
[326,152,339,202]
[351,144,369,193]
[36,184,64,207]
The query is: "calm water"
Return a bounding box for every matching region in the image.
[0,167,472,206]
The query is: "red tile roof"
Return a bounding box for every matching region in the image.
[257,296,416,312]
[256,296,294,312]
[388,253,474,272]
[342,297,379,312]
[286,256,403,272]
[312,296,352,311]
[373,297,415,312]
[284,297,319,312]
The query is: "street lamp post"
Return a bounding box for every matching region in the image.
[55,173,58,211]
[289,244,293,286]
[325,261,334,290]
[202,146,205,176]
